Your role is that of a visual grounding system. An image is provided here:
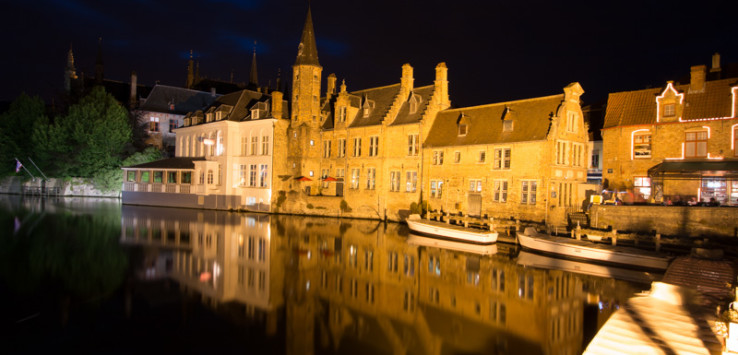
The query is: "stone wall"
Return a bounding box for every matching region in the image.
[590,204,738,238]
[0,176,119,198]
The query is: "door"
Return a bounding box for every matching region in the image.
[468,193,482,217]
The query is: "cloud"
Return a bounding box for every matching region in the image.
[317,38,349,57]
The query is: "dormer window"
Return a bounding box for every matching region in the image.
[337,106,346,122]
[215,111,223,120]
[664,104,675,117]
[206,113,213,122]
[457,113,469,136]
[409,94,421,114]
[503,120,513,132]
[252,109,260,119]
[458,124,467,136]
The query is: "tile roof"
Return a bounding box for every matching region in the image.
[123,157,205,169]
[139,85,219,115]
[603,78,738,129]
[391,85,435,126]
[348,84,401,128]
[425,94,563,148]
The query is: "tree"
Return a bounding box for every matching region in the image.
[0,93,48,176]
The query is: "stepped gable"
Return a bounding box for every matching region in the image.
[425,94,564,148]
[347,84,402,128]
[391,85,435,126]
[139,85,218,115]
[603,78,737,129]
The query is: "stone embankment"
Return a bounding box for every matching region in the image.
[0,177,119,198]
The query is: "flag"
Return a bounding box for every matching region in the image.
[15,159,22,173]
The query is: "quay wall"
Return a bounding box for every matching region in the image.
[0,176,119,198]
[590,204,738,238]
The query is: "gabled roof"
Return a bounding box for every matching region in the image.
[603,78,737,129]
[123,157,205,170]
[391,85,435,126]
[348,84,401,128]
[425,94,563,148]
[139,85,219,115]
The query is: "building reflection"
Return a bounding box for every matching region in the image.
[120,207,641,354]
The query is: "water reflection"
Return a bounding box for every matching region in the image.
[118,204,652,355]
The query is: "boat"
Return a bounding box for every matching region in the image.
[408,234,498,255]
[406,214,498,244]
[519,227,671,270]
[517,251,662,284]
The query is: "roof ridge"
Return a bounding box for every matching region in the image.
[443,93,564,112]
[151,84,214,94]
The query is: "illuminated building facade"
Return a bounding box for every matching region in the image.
[602,55,738,205]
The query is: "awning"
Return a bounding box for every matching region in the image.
[294,176,312,181]
[648,160,738,180]
[321,176,338,182]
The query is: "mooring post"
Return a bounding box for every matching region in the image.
[655,233,661,252]
[611,229,618,246]
[575,222,581,241]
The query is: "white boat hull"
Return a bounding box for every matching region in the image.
[517,251,661,284]
[519,229,670,270]
[408,234,498,255]
[406,214,497,244]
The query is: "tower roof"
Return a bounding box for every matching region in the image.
[249,47,259,87]
[294,6,320,66]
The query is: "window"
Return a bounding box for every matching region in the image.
[566,111,577,132]
[258,238,266,262]
[337,106,346,122]
[403,254,415,277]
[390,171,401,192]
[664,103,675,117]
[491,268,505,292]
[503,120,513,132]
[353,138,362,157]
[323,141,331,158]
[182,172,191,184]
[387,251,398,272]
[469,179,482,193]
[430,180,443,198]
[458,123,467,136]
[521,180,537,204]
[169,120,177,133]
[153,171,163,183]
[366,168,376,190]
[126,171,136,182]
[348,245,358,268]
[259,164,268,187]
[572,143,584,167]
[338,139,346,157]
[351,168,360,189]
[478,151,486,163]
[405,171,417,192]
[432,150,444,165]
[249,165,257,187]
[454,151,461,163]
[556,141,568,165]
[236,164,247,186]
[633,133,651,158]
[261,136,269,155]
[369,136,379,156]
[207,170,214,185]
[366,283,375,303]
[558,182,574,207]
[336,168,345,179]
[591,149,600,168]
[241,137,248,156]
[518,274,534,300]
[493,180,507,202]
[428,255,441,276]
[403,291,415,312]
[149,117,160,132]
[493,148,510,169]
[167,171,177,184]
[634,176,651,200]
[685,131,707,158]
[408,134,419,156]
[365,249,374,271]
[216,131,224,156]
[251,136,258,155]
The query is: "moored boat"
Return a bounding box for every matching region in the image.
[408,234,498,255]
[406,214,498,244]
[516,251,662,284]
[519,227,671,270]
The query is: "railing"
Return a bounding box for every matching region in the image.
[126,182,194,194]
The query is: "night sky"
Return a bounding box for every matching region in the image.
[2,0,736,108]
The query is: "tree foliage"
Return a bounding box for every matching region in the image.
[0,93,48,176]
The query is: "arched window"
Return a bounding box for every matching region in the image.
[216,130,224,156]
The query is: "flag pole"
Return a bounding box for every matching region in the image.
[14,157,35,179]
[27,157,48,181]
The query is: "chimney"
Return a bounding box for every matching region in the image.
[326,73,337,96]
[710,52,721,79]
[401,63,414,95]
[690,65,706,92]
[210,87,216,97]
[434,62,449,107]
[271,91,283,118]
[129,71,138,109]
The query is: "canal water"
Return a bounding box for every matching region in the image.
[1,195,658,354]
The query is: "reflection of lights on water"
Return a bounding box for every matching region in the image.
[238,235,244,246]
[306,281,310,291]
[598,301,604,310]
[307,250,311,260]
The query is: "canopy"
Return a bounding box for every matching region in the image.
[648,160,738,180]
[294,176,312,181]
[321,176,338,182]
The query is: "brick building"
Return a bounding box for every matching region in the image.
[602,57,738,205]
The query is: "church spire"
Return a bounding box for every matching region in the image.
[186,49,194,88]
[249,44,259,89]
[294,5,319,67]
[64,43,78,93]
[95,37,104,84]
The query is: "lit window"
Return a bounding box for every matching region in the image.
[353,138,361,157]
[149,117,160,132]
[454,151,461,163]
[685,131,707,158]
[432,150,444,165]
[664,104,675,117]
[390,171,401,192]
[493,180,507,202]
[521,180,537,205]
[458,123,467,136]
[503,120,513,132]
[369,136,379,156]
[633,133,651,158]
[493,148,510,169]
[430,180,443,198]
[405,171,417,192]
[634,176,651,200]
[469,179,482,193]
[478,151,486,163]
[407,134,419,156]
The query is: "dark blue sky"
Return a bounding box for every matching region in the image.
[2,0,736,107]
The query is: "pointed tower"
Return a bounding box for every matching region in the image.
[291,5,322,126]
[95,37,104,85]
[64,44,78,93]
[249,46,259,90]
[186,50,194,88]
